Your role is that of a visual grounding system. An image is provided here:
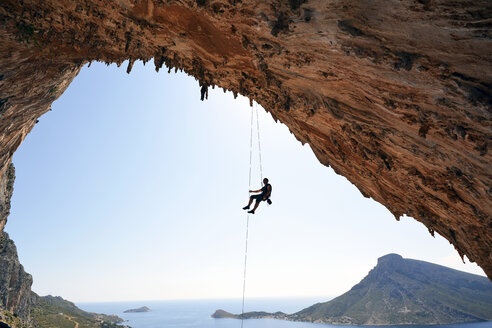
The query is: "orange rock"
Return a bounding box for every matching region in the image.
[0,0,490,277]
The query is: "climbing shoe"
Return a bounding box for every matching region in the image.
[243,206,250,210]
[248,210,255,214]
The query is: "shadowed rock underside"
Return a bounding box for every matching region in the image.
[0,230,33,324]
[0,0,490,280]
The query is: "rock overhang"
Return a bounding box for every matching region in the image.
[0,0,490,278]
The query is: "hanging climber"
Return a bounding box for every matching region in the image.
[200,85,208,101]
[242,178,272,214]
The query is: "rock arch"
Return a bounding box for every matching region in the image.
[0,0,490,279]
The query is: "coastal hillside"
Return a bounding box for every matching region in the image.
[213,254,492,325]
[31,293,128,328]
[293,254,492,325]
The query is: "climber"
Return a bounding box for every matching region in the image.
[242,178,272,214]
[200,85,208,101]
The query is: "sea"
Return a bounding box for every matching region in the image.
[77,299,492,328]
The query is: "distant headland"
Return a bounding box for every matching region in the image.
[212,254,492,325]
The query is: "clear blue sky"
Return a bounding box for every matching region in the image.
[5,60,485,302]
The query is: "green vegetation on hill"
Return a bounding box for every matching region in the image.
[1,310,30,328]
[31,293,129,328]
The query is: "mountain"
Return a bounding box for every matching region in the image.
[213,254,492,325]
[30,293,129,328]
[293,254,492,325]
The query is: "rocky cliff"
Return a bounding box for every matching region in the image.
[0,232,33,324]
[0,1,490,278]
[0,162,33,326]
[0,164,15,233]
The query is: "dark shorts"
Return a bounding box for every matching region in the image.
[252,194,266,202]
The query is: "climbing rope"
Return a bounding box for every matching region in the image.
[248,101,255,190]
[255,102,263,183]
[241,102,263,327]
[240,215,249,328]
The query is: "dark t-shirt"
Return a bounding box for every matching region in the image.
[260,184,272,198]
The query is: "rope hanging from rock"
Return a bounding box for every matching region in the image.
[241,102,263,328]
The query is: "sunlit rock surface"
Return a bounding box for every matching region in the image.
[0,1,491,277]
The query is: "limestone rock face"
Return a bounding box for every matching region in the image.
[0,1,490,277]
[0,164,15,233]
[0,165,32,327]
[0,232,33,322]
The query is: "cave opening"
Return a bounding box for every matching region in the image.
[4,59,485,303]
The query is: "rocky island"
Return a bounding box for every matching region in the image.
[213,254,492,325]
[212,309,288,320]
[123,306,151,313]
